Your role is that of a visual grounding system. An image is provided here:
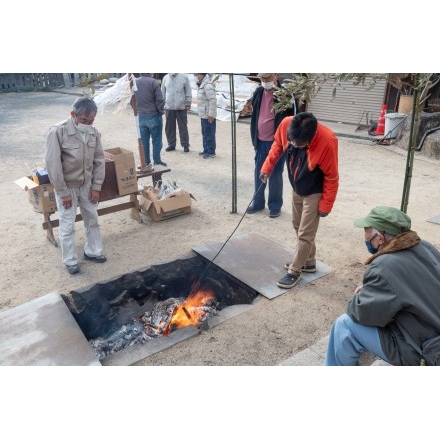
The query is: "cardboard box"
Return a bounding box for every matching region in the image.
[15,176,57,214]
[104,147,137,196]
[139,186,195,221]
[99,159,119,202]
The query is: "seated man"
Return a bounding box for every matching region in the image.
[324,206,440,366]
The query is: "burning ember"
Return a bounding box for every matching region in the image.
[89,287,216,359]
[163,289,215,335]
[63,254,259,361]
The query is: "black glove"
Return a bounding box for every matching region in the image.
[318,211,328,217]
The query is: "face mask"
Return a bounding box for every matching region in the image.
[261,81,274,90]
[76,122,93,133]
[365,240,379,254]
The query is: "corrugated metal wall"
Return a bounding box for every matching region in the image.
[307,79,387,125]
[0,73,64,92]
[0,73,126,92]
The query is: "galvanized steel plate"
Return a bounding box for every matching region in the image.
[426,214,440,225]
[192,231,332,299]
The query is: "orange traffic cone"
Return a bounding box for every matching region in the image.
[374,104,387,136]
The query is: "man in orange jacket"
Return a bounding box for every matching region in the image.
[260,112,339,289]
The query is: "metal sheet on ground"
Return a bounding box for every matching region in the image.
[0,292,101,366]
[426,214,440,225]
[192,231,332,299]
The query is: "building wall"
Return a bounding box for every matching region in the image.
[307,79,387,125]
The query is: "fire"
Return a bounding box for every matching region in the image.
[164,288,215,335]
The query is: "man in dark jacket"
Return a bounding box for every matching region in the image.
[133,73,166,170]
[324,206,440,366]
[247,73,295,218]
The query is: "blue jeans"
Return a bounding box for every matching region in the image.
[139,114,163,164]
[253,139,285,211]
[201,118,216,155]
[324,313,390,365]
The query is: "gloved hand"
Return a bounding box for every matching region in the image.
[318,211,328,217]
[259,173,268,184]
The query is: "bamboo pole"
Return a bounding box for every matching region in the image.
[400,73,419,214]
[128,73,146,169]
[229,74,237,214]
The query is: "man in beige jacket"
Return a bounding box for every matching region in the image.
[45,97,106,275]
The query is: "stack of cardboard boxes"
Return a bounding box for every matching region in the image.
[15,148,195,221]
[15,147,138,213]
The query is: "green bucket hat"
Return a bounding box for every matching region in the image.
[353,206,411,235]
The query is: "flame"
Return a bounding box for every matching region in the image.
[164,289,215,335]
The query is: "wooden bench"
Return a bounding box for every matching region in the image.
[42,163,172,247]
[136,164,171,187]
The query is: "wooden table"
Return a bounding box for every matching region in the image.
[42,164,172,247]
[136,164,171,187]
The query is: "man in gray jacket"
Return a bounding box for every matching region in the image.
[161,73,192,153]
[45,97,106,275]
[324,206,440,366]
[195,73,217,158]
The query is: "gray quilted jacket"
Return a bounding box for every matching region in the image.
[196,74,217,119]
[161,73,192,110]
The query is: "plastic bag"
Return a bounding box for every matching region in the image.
[158,181,182,200]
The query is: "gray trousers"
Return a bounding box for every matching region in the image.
[55,183,103,266]
[164,109,190,148]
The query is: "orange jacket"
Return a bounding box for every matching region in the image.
[260,116,339,214]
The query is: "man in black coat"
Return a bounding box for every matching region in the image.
[247,73,295,218]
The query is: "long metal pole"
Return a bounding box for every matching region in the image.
[128,73,146,169]
[400,73,419,213]
[229,74,237,213]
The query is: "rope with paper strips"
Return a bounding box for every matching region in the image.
[94,73,134,114]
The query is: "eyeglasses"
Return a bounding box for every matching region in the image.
[368,231,384,242]
[368,232,378,243]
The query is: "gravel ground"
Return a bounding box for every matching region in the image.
[1,89,439,369]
